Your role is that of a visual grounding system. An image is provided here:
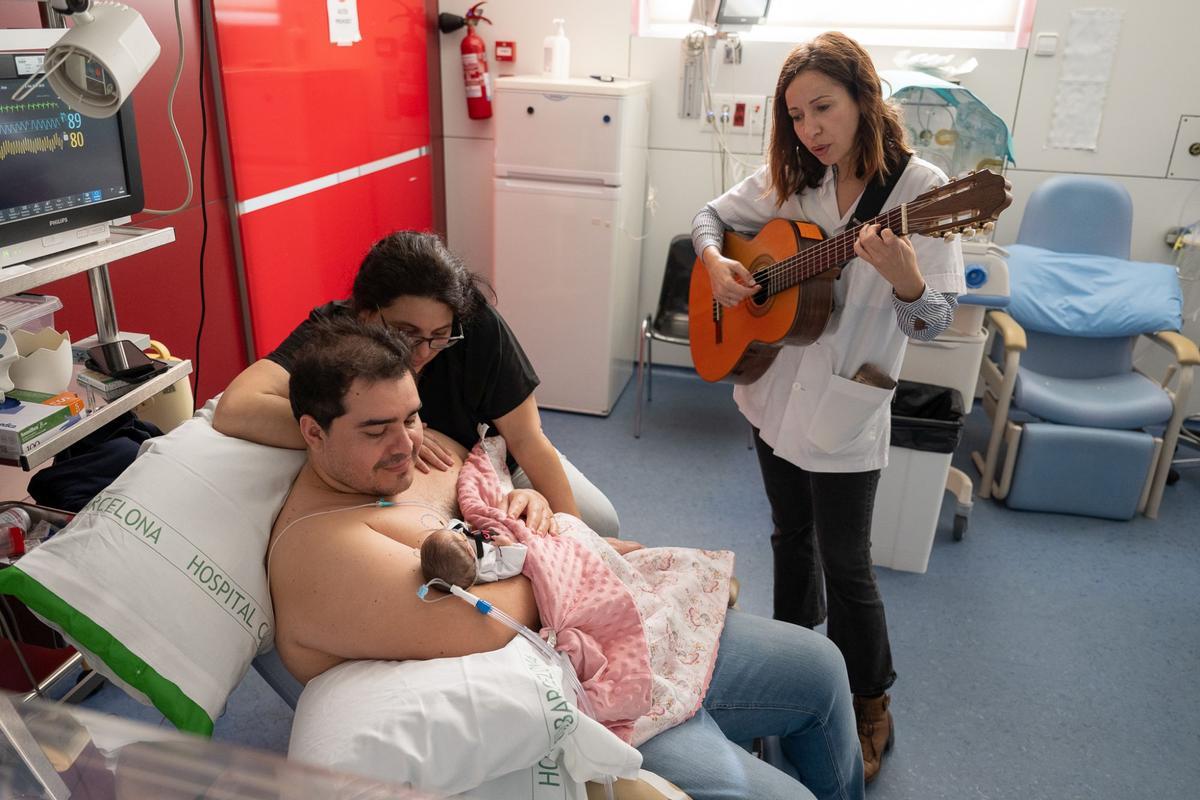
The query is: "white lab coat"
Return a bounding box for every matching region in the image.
[708,157,965,472]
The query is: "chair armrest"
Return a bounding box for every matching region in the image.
[1146,331,1200,366]
[986,310,1027,352]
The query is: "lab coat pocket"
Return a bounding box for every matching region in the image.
[809,374,893,454]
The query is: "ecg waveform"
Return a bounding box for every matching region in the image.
[0,133,67,161]
[0,117,63,135]
[0,102,59,113]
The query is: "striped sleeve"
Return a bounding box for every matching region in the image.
[893,286,958,341]
[691,205,729,258]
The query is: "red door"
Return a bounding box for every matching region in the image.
[211,0,433,356]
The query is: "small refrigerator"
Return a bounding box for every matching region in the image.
[493,76,650,415]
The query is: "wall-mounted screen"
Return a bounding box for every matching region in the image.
[0,48,144,267]
[717,0,771,25]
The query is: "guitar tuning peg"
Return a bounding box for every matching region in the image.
[961,227,976,238]
[982,221,995,232]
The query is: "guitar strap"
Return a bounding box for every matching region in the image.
[849,153,912,228]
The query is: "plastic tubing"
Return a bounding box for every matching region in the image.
[447,584,616,800]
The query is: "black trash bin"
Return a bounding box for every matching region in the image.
[890,380,966,454]
[891,379,967,541]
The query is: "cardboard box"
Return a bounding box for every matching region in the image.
[6,389,85,416]
[0,401,73,460]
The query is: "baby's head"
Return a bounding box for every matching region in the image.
[420,528,477,589]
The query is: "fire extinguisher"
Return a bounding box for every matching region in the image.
[439,3,493,120]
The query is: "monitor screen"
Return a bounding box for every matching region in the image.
[0,49,144,254]
[717,0,771,25]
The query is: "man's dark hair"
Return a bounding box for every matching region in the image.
[289,316,414,430]
[349,230,493,322]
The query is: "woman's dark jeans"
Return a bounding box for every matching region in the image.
[753,430,896,696]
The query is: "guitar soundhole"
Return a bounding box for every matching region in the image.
[749,263,772,308]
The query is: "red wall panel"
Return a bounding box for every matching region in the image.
[212,0,433,357]
[239,158,432,355]
[210,0,430,190]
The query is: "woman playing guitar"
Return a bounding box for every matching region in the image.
[692,32,966,785]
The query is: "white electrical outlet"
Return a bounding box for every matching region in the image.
[736,95,769,137]
[700,94,769,139]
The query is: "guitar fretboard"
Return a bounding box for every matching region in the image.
[712,204,905,320]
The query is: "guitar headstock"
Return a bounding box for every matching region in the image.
[903,169,1013,239]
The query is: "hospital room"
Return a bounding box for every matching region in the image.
[0,0,1197,797]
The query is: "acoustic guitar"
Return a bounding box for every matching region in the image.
[688,169,1013,383]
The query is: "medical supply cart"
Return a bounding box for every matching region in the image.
[0,226,188,701]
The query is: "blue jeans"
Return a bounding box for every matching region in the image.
[638,610,865,800]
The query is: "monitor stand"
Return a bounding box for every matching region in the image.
[0,222,112,270]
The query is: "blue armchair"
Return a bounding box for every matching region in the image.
[972,176,1199,520]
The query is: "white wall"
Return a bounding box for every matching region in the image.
[439,0,1200,376]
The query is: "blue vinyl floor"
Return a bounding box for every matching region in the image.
[79,367,1200,799]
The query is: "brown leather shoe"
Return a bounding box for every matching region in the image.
[854,693,895,784]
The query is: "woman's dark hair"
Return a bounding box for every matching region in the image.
[289,316,413,430]
[766,31,912,207]
[349,231,493,321]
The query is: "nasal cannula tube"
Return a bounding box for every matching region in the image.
[422,581,618,800]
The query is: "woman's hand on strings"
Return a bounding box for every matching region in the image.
[853,224,926,301]
[702,246,758,308]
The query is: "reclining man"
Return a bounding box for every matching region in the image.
[267,316,866,800]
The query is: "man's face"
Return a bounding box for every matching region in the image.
[304,374,424,498]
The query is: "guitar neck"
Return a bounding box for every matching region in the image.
[752,204,906,297]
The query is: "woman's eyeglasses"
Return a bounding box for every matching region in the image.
[381,319,465,351]
[410,325,465,351]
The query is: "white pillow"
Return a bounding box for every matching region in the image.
[289,636,642,798]
[0,414,305,735]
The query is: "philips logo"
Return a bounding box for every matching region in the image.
[47,217,69,226]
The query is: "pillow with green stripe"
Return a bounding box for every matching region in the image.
[0,415,305,735]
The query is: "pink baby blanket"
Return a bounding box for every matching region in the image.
[457,440,735,746]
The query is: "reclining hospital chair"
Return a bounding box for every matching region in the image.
[972,176,1199,520]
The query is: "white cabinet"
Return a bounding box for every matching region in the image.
[493,77,649,415]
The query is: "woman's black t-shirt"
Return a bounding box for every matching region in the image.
[265,301,539,451]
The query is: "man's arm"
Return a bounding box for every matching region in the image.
[212,359,305,449]
[273,518,540,663]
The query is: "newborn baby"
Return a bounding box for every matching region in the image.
[420,520,528,589]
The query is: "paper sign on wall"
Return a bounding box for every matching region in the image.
[327,0,362,46]
[1047,8,1123,151]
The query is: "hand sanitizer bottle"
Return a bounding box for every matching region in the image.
[543,18,570,80]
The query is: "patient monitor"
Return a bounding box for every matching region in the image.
[689,0,771,30]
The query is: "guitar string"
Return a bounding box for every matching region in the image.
[709,188,983,315]
[710,206,903,316]
[746,182,984,287]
